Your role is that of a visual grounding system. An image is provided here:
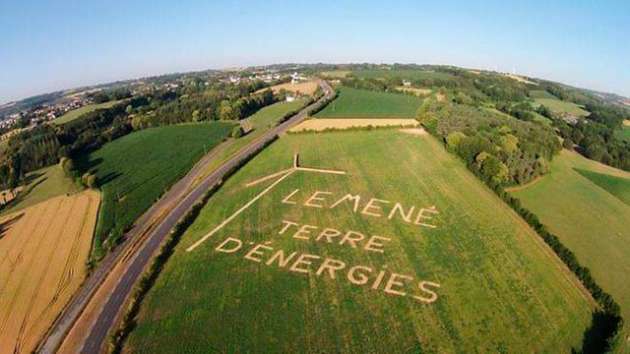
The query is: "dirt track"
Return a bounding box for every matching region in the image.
[0,190,99,354]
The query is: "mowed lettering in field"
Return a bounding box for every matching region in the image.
[189,155,442,304]
[0,190,99,354]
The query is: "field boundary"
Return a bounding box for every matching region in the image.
[421,123,624,352]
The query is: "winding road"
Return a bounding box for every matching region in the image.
[38,80,334,354]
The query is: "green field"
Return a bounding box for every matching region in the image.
[81,122,233,256]
[353,69,455,81]
[126,130,592,352]
[316,87,422,118]
[615,126,630,142]
[529,90,557,99]
[198,99,307,180]
[53,100,123,125]
[574,168,630,206]
[534,98,590,117]
[0,164,82,215]
[512,150,630,349]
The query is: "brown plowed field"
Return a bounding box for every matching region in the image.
[0,190,99,354]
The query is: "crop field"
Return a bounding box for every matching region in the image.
[319,70,351,78]
[80,122,233,257]
[125,130,592,353]
[290,118,418,132]
[396,86,432,96]
[0,190,99,354]
[534,98,590,117]
[53,100,123,125]
[353,69,455,81]
[197,99,307,181]
[315,87,422,118]
[264,81,319,95]
[511,150,630,348]
[0,164,82,216]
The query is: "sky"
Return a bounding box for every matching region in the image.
[1,0,629,103]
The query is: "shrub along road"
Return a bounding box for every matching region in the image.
[38,80,334,354]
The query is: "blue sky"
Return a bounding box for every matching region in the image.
[1,0,629,103]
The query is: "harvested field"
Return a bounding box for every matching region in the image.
[319,70,350,78]
[0,190,100,354]
[290,118,418,132]
[505,74,537,85]
[396,86,432,96]
[264,81,319,95]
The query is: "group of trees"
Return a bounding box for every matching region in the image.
[418,98,560,185]
[130,80,277,129]
[89,88,133,103]
[0,98,147,189]
[0,76,284,190]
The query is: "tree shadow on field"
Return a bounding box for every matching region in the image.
[0,212,24,240]
[1,177,48,210]
[76,155,104,174]
[23,171,45,185]
[98,172,122,186]
[575,310,623,354]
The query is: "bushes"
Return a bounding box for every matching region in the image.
[231,126,244,138]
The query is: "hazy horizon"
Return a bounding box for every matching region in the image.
[1,0,629,103]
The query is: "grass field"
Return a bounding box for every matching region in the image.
[0,164,82,216]
[529,90,557,99]
[615,126,630,142]
[534,98,590,117]
[80,122,233,257]
[574,168,630,206]
[353,69,455,81]
[512,150,630,350]
[53,100,123,125]
[315,87,422,118]
[126,130,592,353]
[0,190,99,353]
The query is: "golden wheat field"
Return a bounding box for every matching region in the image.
[0,190,100,354]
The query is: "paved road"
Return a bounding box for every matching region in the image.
[38,80,334,354]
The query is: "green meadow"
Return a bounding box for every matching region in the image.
[80,122,233,257]
[126,130,592,353]
[53,99,124,125]
[512,150,630,349]
[533,98,590,117]
[315,86,422,118]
